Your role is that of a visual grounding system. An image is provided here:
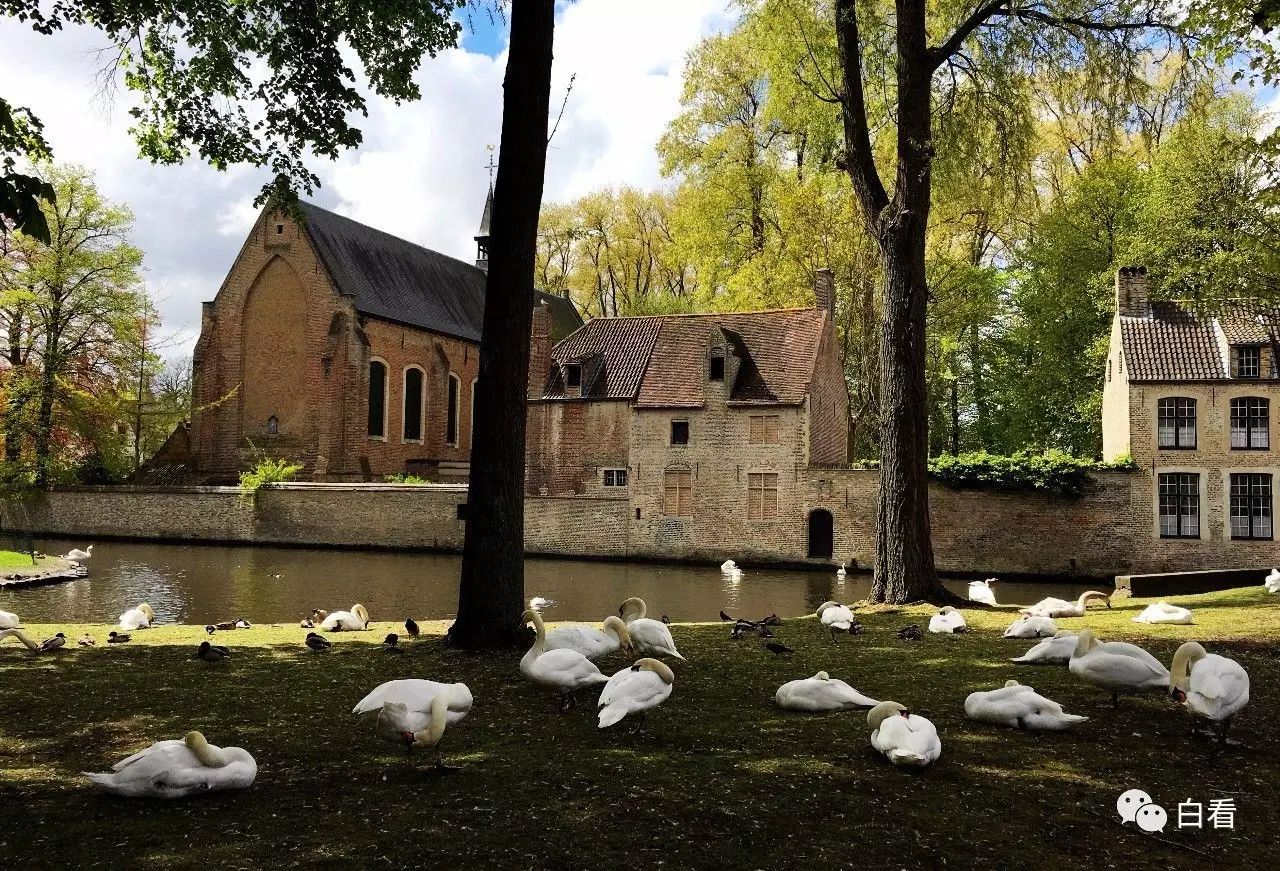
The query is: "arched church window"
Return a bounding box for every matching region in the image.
[368,359,388,439]
[403,366,425,442]
[446,373,460,446]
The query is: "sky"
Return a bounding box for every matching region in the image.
[0,1,735,354]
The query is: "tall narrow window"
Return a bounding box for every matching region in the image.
[564,364,581,389]
[1158,473,1200,539]
[1230,397,1269,449]
[1230,473,1273,540]
[470,379,477,450]
[709,354,725,382]
[403,367,424,442]
[747,472,779,520]
[1156,398,1196,449]
[670,420,689,445]
[368,360,387,439]
[1237,346,1261,378]
[663,470,693,516]
[446,373,460,446]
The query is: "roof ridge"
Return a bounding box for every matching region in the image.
[584,306,820,323]
[298,200,482,274]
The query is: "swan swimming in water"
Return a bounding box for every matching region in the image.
[720,560,738,574]
[868,701,941,768]
[1021,591,1110,619]
[928,607,967,634]
[775,671,879,712]
[1010,631,1078,665]
[964,680,1088,730]
[1169,641,1250,744]
[1003,614,1057,639]
[1133,601,1193,625]
[598,658,675,728]
[1069,629,1169,706]
[520,608,608,710]
[83,731,257,798]
[545,616,634,660]
[617,598,685,660]
[118,603,156,631]
[320,604,370,631]
[967,579,997,606]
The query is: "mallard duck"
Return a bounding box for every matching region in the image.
[598,658,674,728]
[1068,629,1170,706]
[897,624,923,641]
[1170,642,1250,744]
[775,671,879,712]
[304,632,331,652]
[196,641,230,663]
[765,641,793,655]
[84,731,256,798]
[39,632,66,653]
[107,631,131,644]
[868,701,941,767]
[964,680,1088,730]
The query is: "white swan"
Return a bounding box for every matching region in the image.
[83,731,256,798]
[375,692,462,767]
[836,562,847,579]
[720,559,738,574]
[320,603,370,631]
[618,598,685,660]
[598,658,675,728]
[529,596,554,610]
[118,603,156,630]
[0,628,40,650]
[520,608,608,709]
[1264,568,1280,593]
[775,671,879,712]
[352,679,474,725]
[1010,631,1078,665]
[1021,591,1110,618]
[968,579,997,606]
[964,680,1088,730]
[63,545,93,561]
[1133,601,1193,625]
[928,607,967,634]
[868,701,941,768]
[1003,614,1057,639]
[1170,642,1250,744]
[1069,628,1170,706]
[545,616,634,660]
[816,600,855,642]
[0,610,19,630]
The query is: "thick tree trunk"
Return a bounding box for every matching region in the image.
[3,317,23,468]
[447,0,554,650]
[33,358,56,488]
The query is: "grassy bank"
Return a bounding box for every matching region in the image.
[0,549,43,570]
[1,587,1277,869]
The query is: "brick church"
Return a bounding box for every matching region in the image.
[188,192,581,483]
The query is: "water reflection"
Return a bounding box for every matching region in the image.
[2,537,1095,624]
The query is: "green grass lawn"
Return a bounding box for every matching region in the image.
[1,587,1277,869]
[0,549,44,569]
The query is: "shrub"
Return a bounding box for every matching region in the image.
[239,458,303,493]
[927,450,1126,496]
[383,473,430,485]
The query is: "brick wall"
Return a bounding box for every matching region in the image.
[807,314,850,465]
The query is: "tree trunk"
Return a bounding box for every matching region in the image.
[3,315,23,468]
[447,0,555,650]
[33,356,57,488]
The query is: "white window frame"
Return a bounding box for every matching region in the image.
[602,468,629,488]
[367,356,389,442]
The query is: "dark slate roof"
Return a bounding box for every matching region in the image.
[297,201,581,344]
[535,291,584,344]
[476,184,493,238]
[1119,301,1227,381]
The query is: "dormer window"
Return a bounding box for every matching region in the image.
[565,364,582,389]
[1237,346,1261,378]
[709,354,725,382]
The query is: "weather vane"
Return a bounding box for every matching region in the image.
[485,146,496,186]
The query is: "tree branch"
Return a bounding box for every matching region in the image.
[834,0,889,223]
[929,0,1008,72]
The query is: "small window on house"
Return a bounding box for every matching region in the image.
[1230,473,1273,540]
[747,472,779,520]
[1230,397,1269,449]
[671,420,689,445]
[275,223,285,235]
[709,355,725,382]
[368,360,387,439]
[663,470,693,516]
[602,469,629,487]
[446,373,460,445]
[1156,398,1196,449]
[266,415,279,435]
[565,364,582,389]
[1158,473,1200,539]
[749,414,781,445]
[403,367,424,442]
[1237,346,1261,378]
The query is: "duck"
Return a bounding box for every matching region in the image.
[0,628,40,650]
[1133,602,1193,625]
[196,641,230,663]
[77,634,96,647]
[211,621,236,631]
[353,679,474,724]
[319,604,370,632]
[897,624,923,641]
[107,631,131,644]
[964,680,1088,730]
[775,671,879,712]
[520,608,608,710]
[83,731,257,798]
[765,641,793,656]
[617,598,685,660]
[1169,642,1250,744]
[928,607,967,634]
[304,632,331,652]
[1068,628,1170,706]
[404,618,420,638]
[383,633,403,653]
[868,701,941,768]
[598,658,675,728]
[62,545,93,561]
[545,615,634,660]
[39,632,67,653]
[118,603,156,631]
[1010,631,1078,665]
[1021,591,1111,619]
[1003,614,1057,639]
[1265,568,1280,593]
[816,601,856,643]
[968,579,997,606]
[311,608,328,623]
[375,694,462,768]
[0,610,19,630]
[299,618,314,629]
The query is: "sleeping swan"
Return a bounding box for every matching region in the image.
[1010,631,1078,665]
[775,671,879,712]
[545,616,634,660]
[84,731,256,798]
[868,701,941,768]
[617,598,685,660]
[1003,614,1057,639]
[928,607,967,634]
[1133,602,1193,625]
[118,603,156,630]
[0,610,20,630]
[598,658,675,728]
[964,680,1088,730]
[320,604,370,631]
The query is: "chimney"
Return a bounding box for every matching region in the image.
[813,268,835,317]
[528,301,552,398]
[1115,266,1149,318]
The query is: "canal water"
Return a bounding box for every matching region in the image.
[1,537,1095,625]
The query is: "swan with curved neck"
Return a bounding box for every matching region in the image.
[928,606,967,634]
[1133,601,1193,625]
[1021,591,1110,619]
[968,579,998,605]
[377,693,460,768]
[616,598,685,660]
[0,628,40,651]
[545,615,634,660]
[84,731,257,798]
[867,701,941,767]
[119,603,156,630]
[320,603,370,631]
[521,608,609,710]
[1069,629,1169,706]
[1169,641,1250,743]
[597,657,675,728]
[1010,630,1078,665]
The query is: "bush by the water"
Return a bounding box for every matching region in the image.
[927,450,1133,496]
[239,458,303,493]
[383,473,430,484]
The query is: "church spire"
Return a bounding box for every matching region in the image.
[475,153,495,272]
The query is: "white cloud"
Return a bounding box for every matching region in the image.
[0,1,732,355]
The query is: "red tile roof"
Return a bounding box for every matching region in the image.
[1120,302,1227,381]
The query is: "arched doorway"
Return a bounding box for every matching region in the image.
[807,509,834,559]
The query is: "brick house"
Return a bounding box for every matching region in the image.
[1103,266,1280,554]
[190,197,581,483]
[526,270,850,559]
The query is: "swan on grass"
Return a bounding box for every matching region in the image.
[520,608,608,710]
[1170,642,1250,744]
[967,579,997,606]
[320,603,370,631]
[816,601,856,643]
[964,680,1088,730]
[1264,568,1280,593]
[84,731,256,798]
[1010,631,1078,665]
[598,658,675,728]
[353,679,474,725]
[0,610,19,630]
[375,692,467,768]
[1003,614,1057,639]
[1021,591,1110,619]
[1068,629,1169,706]
[775,672,879,712]
[868,701,941,768]
[928,607,967,634]
[1133,602,1193,625]
[118,603,156,631]
[545,616,634,660]
[617,598,685,660]
[62,545,93,561]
